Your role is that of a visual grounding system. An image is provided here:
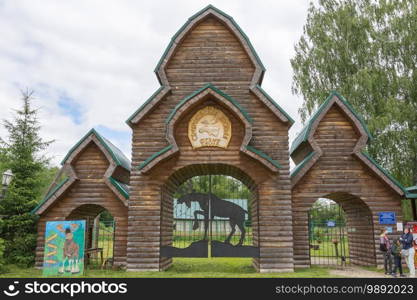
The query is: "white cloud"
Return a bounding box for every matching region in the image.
[0,0,309,167]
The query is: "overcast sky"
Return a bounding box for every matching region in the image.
[0,0,311,167]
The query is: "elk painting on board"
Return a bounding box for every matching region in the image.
[42,220,86,276]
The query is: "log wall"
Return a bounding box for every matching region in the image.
[292,105,403,268]
[35,142,128,268]
[128,15,293,272]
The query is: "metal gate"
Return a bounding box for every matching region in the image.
[308,202,349,266]
[86,215,115,269]
[161,175,259,258]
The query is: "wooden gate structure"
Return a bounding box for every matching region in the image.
[33,5,416,272]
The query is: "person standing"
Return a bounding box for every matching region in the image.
[391,238,405,277]
[400,226,416,278]
[379,228,393,275]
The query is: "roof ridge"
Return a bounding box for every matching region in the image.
[290,91,372,155]
[61,128,131,171]
[154,4,265,77]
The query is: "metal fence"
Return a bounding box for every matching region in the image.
[308,202,349,266]
[86,219,115,269]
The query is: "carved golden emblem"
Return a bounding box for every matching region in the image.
[188,106,231,149]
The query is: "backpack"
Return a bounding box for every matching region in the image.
[380,243,387,252]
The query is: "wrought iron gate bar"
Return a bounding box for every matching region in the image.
[161,174,259,258]
[308,203,350,266]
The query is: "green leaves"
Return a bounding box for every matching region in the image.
[0,90,52,266]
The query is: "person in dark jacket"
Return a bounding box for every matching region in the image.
[379,228,392,275]
[400,227,416,278]
[391,238,405,277]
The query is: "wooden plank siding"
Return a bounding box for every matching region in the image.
[291,105,403,268]
[33,7,404,274]
[128,15,293,272]
[35,143,128,268]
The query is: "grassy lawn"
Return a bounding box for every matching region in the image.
[1,258,336,278]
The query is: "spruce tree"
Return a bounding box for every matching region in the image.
[0,90,52,266]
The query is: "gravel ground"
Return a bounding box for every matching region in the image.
[329,266,411,278]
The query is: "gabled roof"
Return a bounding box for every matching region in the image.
[290,91,372,155]
[33,128,130,215]
[126,5,294,127]
[61,128,131,171]
[33,177,129,214]
[290,92,405,196]
[154,4,266,85]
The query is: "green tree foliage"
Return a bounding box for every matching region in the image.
[0,90,53,266]
[309,200,346,225]
[291,0,417,218]
[0,147,9,174]
[0,239,7,274]
[175,175,251,200]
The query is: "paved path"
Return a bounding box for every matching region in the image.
[329,266,394,278]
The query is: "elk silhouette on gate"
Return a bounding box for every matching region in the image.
[177,182,248,246]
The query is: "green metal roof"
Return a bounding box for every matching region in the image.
[154,4,266,80]
[361,151,406,194]
[406,185,417,193]
[166,83,252,124]
[137,144,280,172]
[290,91,373,155]
[406,185,417,197]
[61,128,131,171]
[109,176,129,199]
[290,151,315,178]
[255,85,294,124]
[126,86,165,125]
[138,144,173,170]
[245,145,281,169]
[32,177,70,214]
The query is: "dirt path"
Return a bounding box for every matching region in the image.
[329,266,390,278]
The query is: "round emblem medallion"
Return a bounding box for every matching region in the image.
[188,106,231,149]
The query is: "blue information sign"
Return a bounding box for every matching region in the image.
[327,220,336,227]
[378,212,396,225]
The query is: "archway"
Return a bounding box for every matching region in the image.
[308,193,376,267]
[67,204,116,268]
[159,164,259,270]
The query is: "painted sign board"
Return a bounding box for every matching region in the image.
[42,220,86,276]
[378,212,396,225]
